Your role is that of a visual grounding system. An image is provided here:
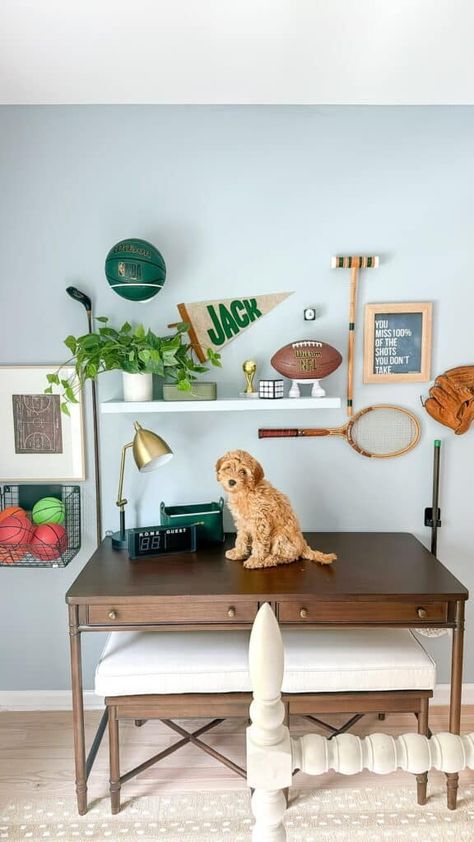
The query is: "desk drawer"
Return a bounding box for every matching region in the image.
[278,601,447,624]
[88,601,257,626]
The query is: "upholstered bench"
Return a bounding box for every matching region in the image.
[95,627,436,812]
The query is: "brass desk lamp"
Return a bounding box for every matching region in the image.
[112,421,173,549]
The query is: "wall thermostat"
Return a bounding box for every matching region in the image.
[304,307,316,321]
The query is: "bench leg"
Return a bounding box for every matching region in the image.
[416,698,429,806]
[108,705,121,814]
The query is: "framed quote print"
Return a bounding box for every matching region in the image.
[0,366,85,481]
[363,302,432,383]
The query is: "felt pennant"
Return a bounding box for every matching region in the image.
[177,292,293,362]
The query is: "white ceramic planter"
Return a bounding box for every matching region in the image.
[122,372,153,402]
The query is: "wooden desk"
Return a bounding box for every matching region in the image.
[66,532,468,813]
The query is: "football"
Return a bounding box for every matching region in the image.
[271,340,342,380]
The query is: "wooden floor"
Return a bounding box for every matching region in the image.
[1,707,474,805]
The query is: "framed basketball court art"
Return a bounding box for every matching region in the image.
[0,366,85,481]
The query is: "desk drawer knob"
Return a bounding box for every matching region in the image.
[300,607,308,619]
[417,607,427,620]
[108,609,118,620]
[227,606,236,618]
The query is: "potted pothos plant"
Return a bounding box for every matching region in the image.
[46,317,221,411]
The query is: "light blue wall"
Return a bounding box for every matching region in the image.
[0,105,473,691]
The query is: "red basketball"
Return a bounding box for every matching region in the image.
[31,523,68,561]
[0,514,34,545]
[271,340,342,380]
[0,506,25,523]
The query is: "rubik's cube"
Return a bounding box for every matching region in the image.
[259,379,284,399]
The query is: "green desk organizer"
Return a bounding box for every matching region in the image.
[160,498,225,546]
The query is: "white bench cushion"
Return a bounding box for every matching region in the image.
[95,628,436,697]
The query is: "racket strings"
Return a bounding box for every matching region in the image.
[350,408,418,456]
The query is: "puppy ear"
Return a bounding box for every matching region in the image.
[251,457,264,486]
[215,456,224,473]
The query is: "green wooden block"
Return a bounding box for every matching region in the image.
[162,382,217,401]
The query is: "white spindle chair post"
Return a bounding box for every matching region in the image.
[247,604,474,842]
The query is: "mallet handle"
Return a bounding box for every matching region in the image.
[347,263,359,417]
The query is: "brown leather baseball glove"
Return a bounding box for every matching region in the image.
[424,366,474,434]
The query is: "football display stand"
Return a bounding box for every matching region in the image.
[288,378,325,398]
[271,340,342,399]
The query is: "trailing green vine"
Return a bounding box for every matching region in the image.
[45,318,221,413]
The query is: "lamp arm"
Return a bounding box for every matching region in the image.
[116,441,133,545]
[116,442,133,509]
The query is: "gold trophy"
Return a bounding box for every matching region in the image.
[241,360,258,398]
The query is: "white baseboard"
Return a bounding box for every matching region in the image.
[0,691,104,711]
[1,685,473,711]
[431,684,474,706]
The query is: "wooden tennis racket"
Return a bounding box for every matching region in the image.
[259,404,420,458]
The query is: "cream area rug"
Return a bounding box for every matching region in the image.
[1,785,474,841]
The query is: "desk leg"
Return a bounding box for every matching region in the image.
[447,600,465,810]
[69,605,87,815]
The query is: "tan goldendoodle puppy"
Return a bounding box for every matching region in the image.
[216,449,336,569]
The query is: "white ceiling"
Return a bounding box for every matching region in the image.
[1,0,474,105]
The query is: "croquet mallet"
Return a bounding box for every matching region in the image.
[331,255,379,416]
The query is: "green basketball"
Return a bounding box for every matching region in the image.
[105,238,166,302]
[32,497,65,526]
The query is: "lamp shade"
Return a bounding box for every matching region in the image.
[132,421,173,473]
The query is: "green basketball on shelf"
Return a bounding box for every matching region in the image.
[105,238,166,302]
[32,497,65,526]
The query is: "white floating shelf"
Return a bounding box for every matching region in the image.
[101,396,341,414]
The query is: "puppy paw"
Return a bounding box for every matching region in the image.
[244,555,279,569]
[243,557,264,569]
[226,548,249,561]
